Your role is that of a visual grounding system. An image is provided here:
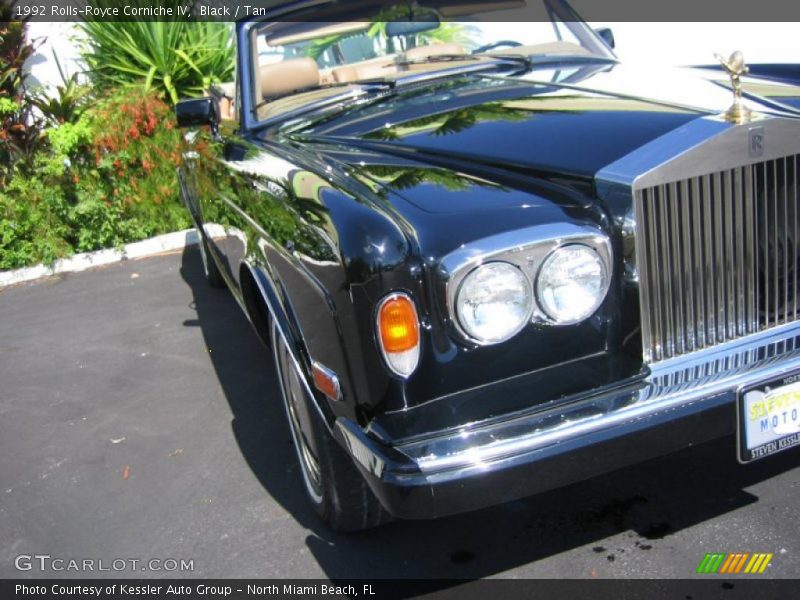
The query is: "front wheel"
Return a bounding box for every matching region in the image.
[270,322,391,531]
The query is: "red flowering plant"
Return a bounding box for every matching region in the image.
[1,85,219,269]
[2,7,226,269]
[75,88,203,242]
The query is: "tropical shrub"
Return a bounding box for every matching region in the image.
[82,89,193,237]
[2,7,234,271]
[79,8,234,104]
[0,175,72,269]
[29,53,93,126]
[0,87,214,270]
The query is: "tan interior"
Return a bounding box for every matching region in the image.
[332,55,396,83]
[255,40,589,104]
[318,68,337,86]
[205,81,236,121]
[217,82,236,120]
[260,57,320,100]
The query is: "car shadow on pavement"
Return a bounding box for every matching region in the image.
[179,244,325,534]
[180,243,800,584]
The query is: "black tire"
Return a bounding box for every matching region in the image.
[270,322,392,532]
[197,231,225,288]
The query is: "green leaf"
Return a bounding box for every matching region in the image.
[144,66,157,92]
[78,19,234,104]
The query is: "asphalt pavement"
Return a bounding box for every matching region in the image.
[1,244,799,580]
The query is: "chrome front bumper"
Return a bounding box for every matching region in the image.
[335,322,800,519]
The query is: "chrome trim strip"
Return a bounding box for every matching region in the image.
[394,322,800,474]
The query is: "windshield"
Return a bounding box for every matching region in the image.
[250,0,614,122]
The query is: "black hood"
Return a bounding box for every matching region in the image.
[267,61,800,260]
[300,69,699,180]
[291,61,800,207]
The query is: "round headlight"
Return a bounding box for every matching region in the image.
[455,262,533,344]
[536,244,609,324]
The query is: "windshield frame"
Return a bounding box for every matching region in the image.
[236,0,616,132]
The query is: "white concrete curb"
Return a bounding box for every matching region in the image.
[0,225,225,289]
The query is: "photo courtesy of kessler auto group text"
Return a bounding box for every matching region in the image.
[2,0,800,598]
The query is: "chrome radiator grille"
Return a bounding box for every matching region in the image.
[635,154,800,362]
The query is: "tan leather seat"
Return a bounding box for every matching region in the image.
[405,43,465,60]
[332,55,397,83]
[332,65,360,83]
[318,68,336,85]
[206,82,235,120]
[260,57,320,100]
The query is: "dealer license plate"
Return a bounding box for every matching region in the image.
[738,372,800,463]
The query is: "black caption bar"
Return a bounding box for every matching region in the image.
[6,0,800,22]
[3,579,799,600]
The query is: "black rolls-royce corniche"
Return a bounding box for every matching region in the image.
[176,0,800,530]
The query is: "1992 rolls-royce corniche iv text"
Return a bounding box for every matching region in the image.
[175,0,800,530]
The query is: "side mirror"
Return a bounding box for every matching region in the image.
[595,27,615,50]
[175,97,219,136]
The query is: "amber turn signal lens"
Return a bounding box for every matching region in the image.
[378,295,420,354]
[312,362,341,401]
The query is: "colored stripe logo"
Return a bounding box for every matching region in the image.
[696,553,773,574]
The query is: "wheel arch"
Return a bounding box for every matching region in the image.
[238,260,336,431]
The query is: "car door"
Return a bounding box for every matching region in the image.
[178,86,254,292]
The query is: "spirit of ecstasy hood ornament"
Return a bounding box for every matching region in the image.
[714,50,753,124]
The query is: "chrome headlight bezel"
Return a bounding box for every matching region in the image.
[454,261,535,345]
[439,223,613,346]
[534,243,611,325]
